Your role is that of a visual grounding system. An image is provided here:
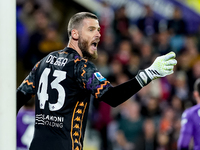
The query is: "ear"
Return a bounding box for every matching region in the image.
[193,91,199,100]
[71,29,79,40]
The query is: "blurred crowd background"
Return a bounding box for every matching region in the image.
[16,0,200,150]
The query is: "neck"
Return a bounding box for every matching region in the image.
[67,38,83,57]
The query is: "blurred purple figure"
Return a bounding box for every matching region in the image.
[17,99,35,150]
[178,78,200,150]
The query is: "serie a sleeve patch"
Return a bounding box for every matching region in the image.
[94,72,106,82]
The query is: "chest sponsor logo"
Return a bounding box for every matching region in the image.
[94,72,106,82]
[35,114,64,128]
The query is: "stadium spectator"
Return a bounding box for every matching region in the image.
[113,5,130,43]
[142,118,158,150]
[154,31,172,55]
[168,7,186,53]
[23,9,50,70]
[114,40,132,66]
[97,1,114,42]
[114,100,144,150]
[137,5,159,37]
[167,7,187,35]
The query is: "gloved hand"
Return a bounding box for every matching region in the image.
[136,52,177,87]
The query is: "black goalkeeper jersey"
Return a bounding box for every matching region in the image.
[17,47,112,150]
[17,47,142,150]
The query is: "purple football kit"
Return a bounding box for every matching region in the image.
[17,108,35,150]
[178,104,200,150]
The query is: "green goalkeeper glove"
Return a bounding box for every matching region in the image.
[136,52,177,87]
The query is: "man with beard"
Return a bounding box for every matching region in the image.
[17,12,177,150]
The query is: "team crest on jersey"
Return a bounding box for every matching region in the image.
[94,72,106,82]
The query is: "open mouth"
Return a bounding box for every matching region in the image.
[91,38,100,48]
[91,42,98,47]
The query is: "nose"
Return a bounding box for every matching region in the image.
[96,30,101,38]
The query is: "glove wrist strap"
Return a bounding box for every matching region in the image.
[135,70,152,87]
[144,68,154,80]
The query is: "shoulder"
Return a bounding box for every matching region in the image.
[182,107,192,119]
[189,104,200,117]
[180,105,200,131]
[74,58,97,70]
[182,105,200,119]
[17,108,26,118]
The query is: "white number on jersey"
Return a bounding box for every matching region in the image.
[21,114,35,148]
[37,68,66,111]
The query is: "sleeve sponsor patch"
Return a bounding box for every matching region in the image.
[181,118,188,126]
[198,109,200,117]
[94,72,106,82]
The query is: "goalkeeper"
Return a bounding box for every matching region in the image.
[17,12,177,150]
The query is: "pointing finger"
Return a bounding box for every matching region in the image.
[164,52,176,61]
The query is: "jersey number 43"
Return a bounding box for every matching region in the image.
[37,68,66,111]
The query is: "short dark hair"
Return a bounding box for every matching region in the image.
[67,12,98,38]
[194,78,200,95]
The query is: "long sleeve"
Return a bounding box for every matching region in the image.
[99,77,142,107]
[17,61,39,113]
[17,90,32,112]
[177,110,193,150]
[74,59,143,107]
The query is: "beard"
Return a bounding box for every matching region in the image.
[78,36,98,60]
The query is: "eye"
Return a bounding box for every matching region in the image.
[89,28,94,31]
